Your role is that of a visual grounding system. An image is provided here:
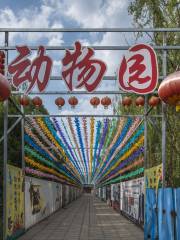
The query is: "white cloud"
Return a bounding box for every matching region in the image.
[0,4,64,45]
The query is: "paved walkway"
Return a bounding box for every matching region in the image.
[19,194,143,240]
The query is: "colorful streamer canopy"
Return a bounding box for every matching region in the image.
[24,117,144,187]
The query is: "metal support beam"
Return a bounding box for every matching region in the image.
[3,31,8,240]
[0,117,22,143]
[162,32,167,187]
[11,90,159,95]
[144,96,148,169]
[0,45,180,51]
[7,114,162,118]
[0,27,179,32]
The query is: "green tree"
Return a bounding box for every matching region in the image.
[127,0,180,187]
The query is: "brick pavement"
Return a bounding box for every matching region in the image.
[18,194,144,240]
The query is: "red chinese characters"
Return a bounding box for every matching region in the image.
[118,44,158,94]
[61,41,106,92]
[8,46,52,94]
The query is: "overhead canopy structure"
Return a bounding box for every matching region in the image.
[24,116,144,187]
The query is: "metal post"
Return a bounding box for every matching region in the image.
[3,31,9,240]
[144,96,148,170]
[162,32,167,187]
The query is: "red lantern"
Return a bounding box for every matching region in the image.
[19,96,29,106]
[0,51,5,75]
[0,73,11,101]
[55,97,65,109]
[148,96,160,107]
[32,96,42,107]
[135,96,145,107]
[122,96,132,107]
[101,96,111,109]
[90,97,100,108]
[158,71,180,111]
[68,96,78,108]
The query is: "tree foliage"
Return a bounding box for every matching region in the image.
[127,0,180,187]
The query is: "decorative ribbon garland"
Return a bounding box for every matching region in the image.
[95,118,132,181]
[96,133,144,184]
[25,126,58,162]
[25,156,79,186]
[101,118,118,160]
[82,117,90,182]
[74,117,88,183]
[104,119,117,149]
[28,118,82,184]
[89,117,94,180]
[92,120,101,178]
[93,118,109,178]
[67,117,86,175]
[101,147,144,182]
[27,119,61,158]
[99,167,144,187]
[95,118,142,182]
[42,117,80,177]
[24,146,81,184]
[52,117,83,182]
[25,167,62,182]
[94,118,126,180]
[61,118,84,181]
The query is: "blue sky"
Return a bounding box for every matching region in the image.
[0,0,136,115]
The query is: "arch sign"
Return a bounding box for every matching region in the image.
[8,41,158,94]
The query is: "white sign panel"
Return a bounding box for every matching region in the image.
[120,177,144,221]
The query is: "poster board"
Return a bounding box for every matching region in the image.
[25,176,62,229]
[145,163,162,190]
[120,177,144,222]
[6,164,24,240]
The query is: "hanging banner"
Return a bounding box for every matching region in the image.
[145,163,162,189]
[25,176,62,229]
[6,164,24,240]
[120,177,144,223]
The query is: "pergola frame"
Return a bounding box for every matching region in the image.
[1,27,178,240]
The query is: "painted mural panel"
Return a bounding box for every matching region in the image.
[6,164,24,240]
[25,176,62,229]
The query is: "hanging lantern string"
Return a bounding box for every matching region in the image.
[67,117,86,175]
